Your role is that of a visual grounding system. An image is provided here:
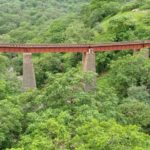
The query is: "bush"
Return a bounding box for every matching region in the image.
[108,54,150,97]
[72,119,150,150]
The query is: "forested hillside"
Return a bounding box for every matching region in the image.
[0,0,150,149]
[0,0,150,43]
[0,0,89,43]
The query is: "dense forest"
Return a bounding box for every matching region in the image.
[0,0,150,149]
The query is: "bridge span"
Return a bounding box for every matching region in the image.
[0,41,150,53]
[0,41,149,91]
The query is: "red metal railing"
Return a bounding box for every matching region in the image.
[0,41,150,53]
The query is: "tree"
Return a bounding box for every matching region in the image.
[118,99,150,134]
[72,119,150,150]
[0,99,22,149]
[108,54,150,97]
[107,15,137,41]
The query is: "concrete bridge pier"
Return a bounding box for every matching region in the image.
[133,48,149,58]
[82,49,96,92]
[141,48,149,58]
[23,53,36,91]
[133,49,139,55]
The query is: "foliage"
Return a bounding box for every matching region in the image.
[81,0,122,27]
[127,85,150,104]
[118,99,150,133]
[72,119,150,150]
[0,0,150,149]
[107,15,137,41]
[108,54,150,97]
[0,99,23,149]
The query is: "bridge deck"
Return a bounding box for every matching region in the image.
[0,41,150,53]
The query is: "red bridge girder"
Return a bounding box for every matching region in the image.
[0,41,150,53]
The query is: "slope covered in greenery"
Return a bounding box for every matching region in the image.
[0,0,89,43]
[0,0,150,43]
[0,0,150,149]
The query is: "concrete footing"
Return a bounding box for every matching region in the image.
[23,53,36,91]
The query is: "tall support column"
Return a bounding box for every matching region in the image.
[23,53,36,91]
[82,49,96,92]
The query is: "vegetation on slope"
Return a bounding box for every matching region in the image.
[0,0,150,149]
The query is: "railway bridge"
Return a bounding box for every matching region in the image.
[0,41,150,91]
